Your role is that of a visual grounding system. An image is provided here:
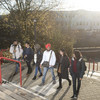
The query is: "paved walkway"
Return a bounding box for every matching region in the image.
[1,63,100,100]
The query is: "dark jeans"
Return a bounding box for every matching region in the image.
[59,76,71,87]
[72,74,81,96]
[26,61,32,74]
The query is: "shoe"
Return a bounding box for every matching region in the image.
[13,72,18,76]
[53,80,56,84]
[27,70,32,75]
[74,95,77,99]
[39,73,42,77]
[71,95,74,99]
[26,73,30,76]
[39,83,45,86]
[71,95,77,99]
[57,86,62,89]
[69,80,71,86]
[21,67,25,71]
[32,76,36,80]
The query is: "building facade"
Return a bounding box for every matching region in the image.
[56,10,100,31]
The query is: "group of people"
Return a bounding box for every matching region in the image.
[9,40,86,99]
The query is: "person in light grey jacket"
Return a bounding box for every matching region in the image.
[10,40,23,73]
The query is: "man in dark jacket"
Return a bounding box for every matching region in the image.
[70,51,85,99]
[32,44,43,80]
[23,42,34,75]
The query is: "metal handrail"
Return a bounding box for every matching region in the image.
[0,57,22,87]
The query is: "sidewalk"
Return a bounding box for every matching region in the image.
[47,77,100,100]
[28,71,100,100]
[1,63,100,100]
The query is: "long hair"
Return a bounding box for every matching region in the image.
[60,49,68,57]
[74,50,82,60]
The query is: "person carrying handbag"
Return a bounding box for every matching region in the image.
[40,43,56,86]
[57,49,71,89]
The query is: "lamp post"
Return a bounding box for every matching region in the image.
[34,19,37,44]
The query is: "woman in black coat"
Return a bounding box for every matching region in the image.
[70,50,85,99]
[57,49,71,89]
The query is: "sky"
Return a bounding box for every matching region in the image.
[1,0,100,15]
[61,0,100,11]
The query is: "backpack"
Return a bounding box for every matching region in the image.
[84,64,87,71]
[18,45,21,52]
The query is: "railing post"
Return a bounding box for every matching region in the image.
[19,63,22,87]
[0,58,2,84]
[93,60,95,71]
[97,62,98,71]
[89,59,90,71]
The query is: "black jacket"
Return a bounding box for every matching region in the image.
[23,47,34,62]
[58,55,70,79]
[70,58,85,78]
[35,49,43,66]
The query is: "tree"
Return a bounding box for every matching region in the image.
[0,0,74,56]
[0,0,59,43]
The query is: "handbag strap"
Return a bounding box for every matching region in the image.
[49,51,52,63]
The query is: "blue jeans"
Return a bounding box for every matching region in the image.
[34,66,42,77]
[14,58,19,73]
[42,67,55,83]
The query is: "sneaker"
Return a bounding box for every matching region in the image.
[27,71,32,75]
[53,80,56,84]
[26,73,30,77]
[74,95,77,99]
[32,76,36,80]
[57,86,62,89]
[39,73,43,77]
[71,95,74,99]
[21,67,25,71]
[13,72,18,76]
[71,95,77,99]
[39,83,45,86]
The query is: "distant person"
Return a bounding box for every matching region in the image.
[40,43,56,86]
[57,49,71,89]
[10,40,23,74]
[23,42,34,75]
[70,50,85,99]
[32,44,43,80]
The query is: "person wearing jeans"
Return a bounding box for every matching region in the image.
[34,66,42,76]
[14,58,20,73]
[40,43,56,86]
[42,67,55,84]
[72,73,81,97]
[10,40,23,74]
[70,50,85,99]
[32,44,42,80]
